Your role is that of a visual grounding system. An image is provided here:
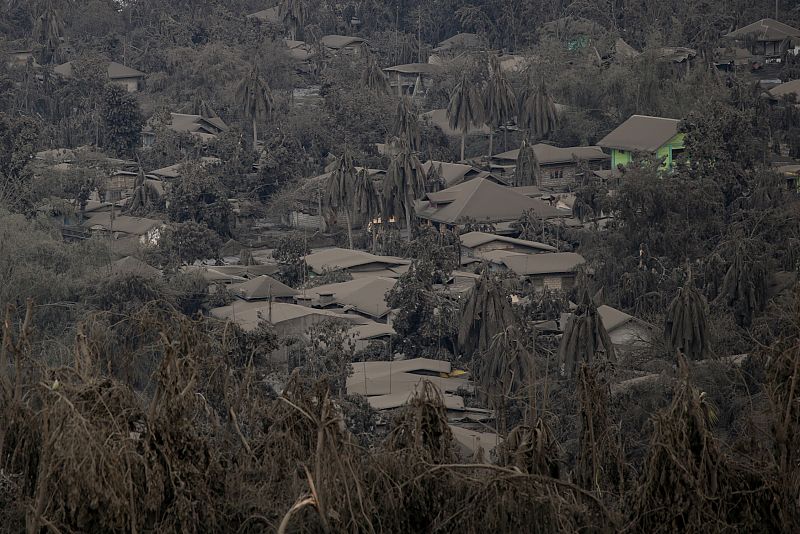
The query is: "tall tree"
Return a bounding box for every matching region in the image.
[352,168,380,252]
[324,150,356,249]
[101,84,143,157]
[235,66,274,150]
[664,275,710,360]
[483,55,516,158]
[394,96,420,152]
[382,148,426,242]
[361,53,390,95]
[33,0,66,64]
[447,72,483,161]
[515,139,541,186]
[519,78,558,141]
[279,0,308,41]
[458,271,516,359]
[558,289,616,378]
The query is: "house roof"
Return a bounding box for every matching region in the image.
[597,304,634,331]
[210,301,366,330]
[725,18,800,42]
[83,213,162,235]
[320,35,366,49]
[421,108,490,137]
[420,160,485,187]
[53,61,145,79]
[347,358,471,397]
[304,248,410,274]
[383,63,441,75]
[246,6,280,23]
[433,33,486,53]
[302,276,397,318]
[187,267,247,284]
[348,321,395,341]
[450,425,502,459]
[110,256,160,278]
[149,156,221,179]
[510,185,543,198]
[597,115,681,153]
[651,46,697,63]
[167,113,228,135]
[460,231,557,252]
[492,144,609,165]
[614,38,640,59]
[231,275,299,300]
[769,79,800,99]
[284,39,314,60]
[499,252,585,276]
[415,178,565,224]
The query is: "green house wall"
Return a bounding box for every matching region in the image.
[610,133,685,170]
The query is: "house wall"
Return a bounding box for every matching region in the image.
[529,273,575,291]
[610,133,685,170]
[538,159,608,190]
[288,210,324,231]
[466,242,548,257]
[111,77,141,93]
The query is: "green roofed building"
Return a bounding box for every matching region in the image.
[598,115,684,170]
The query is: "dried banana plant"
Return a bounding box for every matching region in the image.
[501,418,560,477]
[576,364,625,497]
[558,289,616,377]
[458,272,516,359]
[664,275,710,361]
[718,246,767,328]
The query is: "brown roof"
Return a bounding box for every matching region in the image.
[499,252,585,276]
[597,115,681,153]
[769,79,800,99]
[210,301,366,330]
[460,231,557,252]
[231,275,299,300]
[433,33,486,53]
[110,256,160,278]
[303,276,397,318]
[493,144,609,165]
[420,160,485,187]
[320,35,366,49]
[347,358,471,397]
[167,113,228,135]
[415,178,565,224]
[54,61,145,80]
[725,18,800,42]
[303,248,410,274]
[83,213,162,235]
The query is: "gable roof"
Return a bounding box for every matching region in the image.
[499,252,585,276]
[210,301,365,330]
[415,178,565,224]
[725,18,800,42]
[246,6,280,23]
[347,358,470,397]
[53,61,145,80]
[304,248,410,274]
[83,213,162,235]
[149,156,221,179]
[492,144,609,165]
[383,62,441,75]
[433,33,486,53]
[769,79,800,99]
[167,113,228,135]
[460,231,557,252]
[303,276,397,318]
[420,160,487,187]
[232,275,299,300]
[597,115,681,153]
[320,35,366,49]
[110,256,160,278]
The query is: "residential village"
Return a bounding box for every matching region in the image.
[2,2,800,532]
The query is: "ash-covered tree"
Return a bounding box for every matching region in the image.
[558,289,616,378]
[293,319,355,397]
[101,84,143,157]
[0,113,38,212]
[165,165,233,237]
[382,147,426,241]
[158,221,222,267]
[324,149,356,249]
[272,231,310,287]
[483,55,516,157]
[458,271,516,359]
[447,71,483,161]
[515,139,541,186]
[664,274,710,360]
[518,78,558,141]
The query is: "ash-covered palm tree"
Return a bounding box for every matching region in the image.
[279,0,308,40]
[394,96,420,152]
[382,147,427,242]
[361,53,390,95]
[665,274,710,360]
[483,55,516,158]
[458,271,516,359]
[34,0,66,64]
[353,168,380,252]
[447,72,483,161]
[515,139,541,186]
[519,78,558,141]
[324,150,357,249]
[558,289,616,377]
[426,162,446,192]
[127,167,161,216]
[235,66,274,149]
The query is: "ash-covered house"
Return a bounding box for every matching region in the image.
[383,63,440,97]
[598,115,684,170]
[486,251,586,292]
[297,276,397,323]
[142,113,228,147]
[53,61,145,92]
[81,212,164,246]
[319,35,367,56]
[491,144,609,190]
[303,248,410,279]
[722,18,800,65]
[459,231,556,258]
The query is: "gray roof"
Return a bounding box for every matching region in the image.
[320,35,366,49]
[302,276,397,318]
[725,18,800,42]
[493,143,609,165]
[433,33,486,53]
[246,7,280,23]
[303,248,410,274]
[415,178,565,224]
[210,301,365,330]
[110,256,160,278]
[231,275,299,300]
[499,252,585,276]
[597,115,681,153]
[420,160,484,187]
[460,231,557,252]
[384,63,441,75]
[347,358,470,397]
[769,79,800,98]
[83,213,162,235]
[54,61,145,80]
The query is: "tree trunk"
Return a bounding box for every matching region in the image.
[404,202,413,242]
[345,209,353,249]
[488,129,494,160]
[371,222,377,253]
[252,117,258,150]
[460,131,466,162]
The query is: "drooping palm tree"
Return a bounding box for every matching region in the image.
[353,168,381,252]
[558,289,616,377]
[394,96,420,152]
[235,66,274,150]
[279,0,308,41]
[324,150,356,249]
[458,271,516,359]
[34,0,66,64]
[127,167,161,216]
[447,72,483,162]
[665,274,710,360]
[515,139,541,186]
[361,53,390,95]
[483,55,516,158]
[518,78,558,141]
[426,162,446,192]
[382,147,427,242]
